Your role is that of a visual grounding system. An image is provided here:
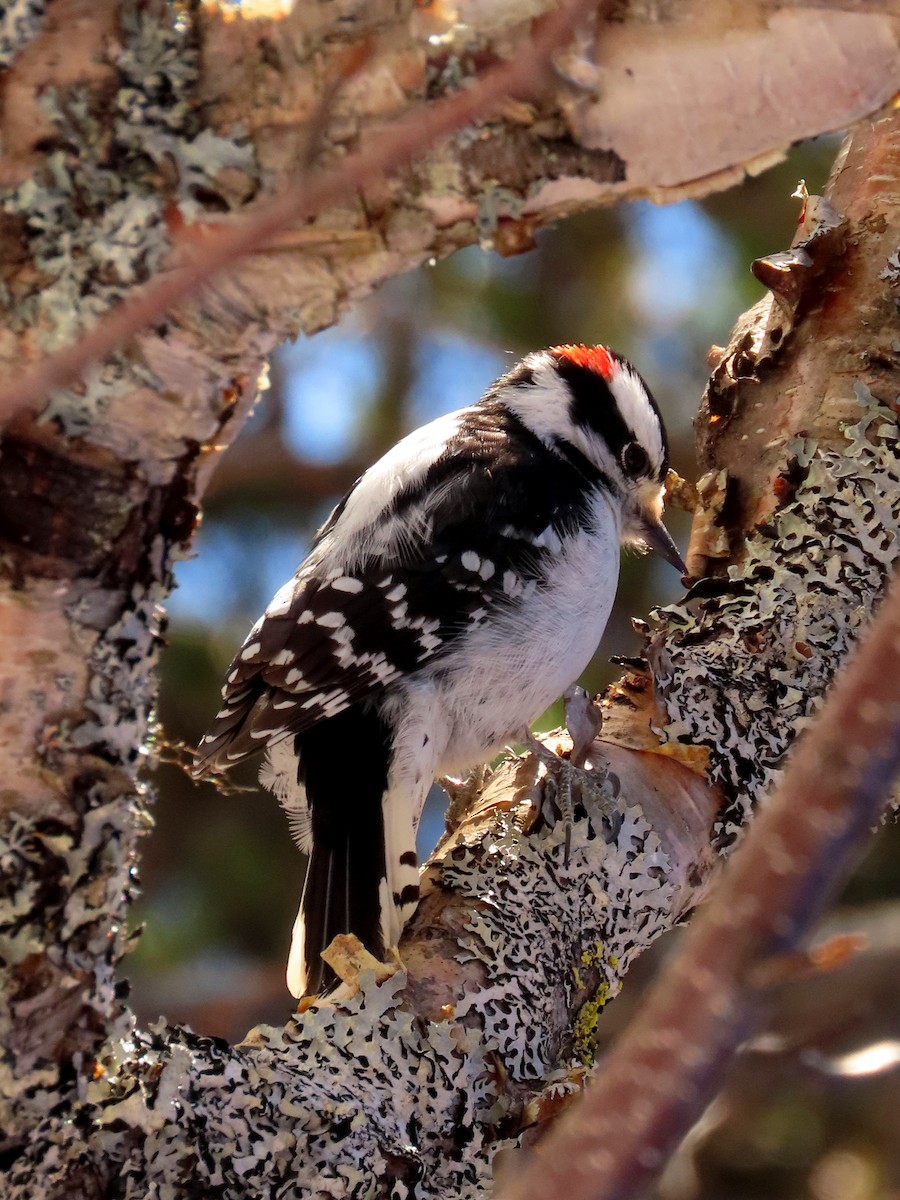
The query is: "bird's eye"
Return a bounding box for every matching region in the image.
[621,441,650,477]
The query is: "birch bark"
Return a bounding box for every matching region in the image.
[1,2,898,1196]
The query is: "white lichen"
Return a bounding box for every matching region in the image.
[443,785,674,1082]
[652,383,900,842]
[1,0,256,433]
[1,774,675,1198]
[0,0,45,69]
[3,382,896,1194]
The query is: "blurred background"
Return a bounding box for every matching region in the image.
[131,135,900,1198]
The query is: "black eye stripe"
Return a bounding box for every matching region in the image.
[556,355,669,481]
[556,358,632,461]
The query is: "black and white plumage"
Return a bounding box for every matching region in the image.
[193,345,685,997]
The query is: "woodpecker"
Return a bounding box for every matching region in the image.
[194,345,685,997]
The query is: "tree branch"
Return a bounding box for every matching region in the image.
[0,2,896,432]
[1,3,900,1196]
[503,563,900,1200]
[0,0,598,425]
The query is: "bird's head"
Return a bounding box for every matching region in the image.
[499,343,685,572]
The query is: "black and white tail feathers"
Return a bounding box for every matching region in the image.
[282,704,394,997]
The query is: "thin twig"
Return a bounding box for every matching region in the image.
[149,731,258,795]
[502,567,900,1200]
[0,0,598,428]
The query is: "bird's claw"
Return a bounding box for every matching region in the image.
[522,691,620,862]
[521,728,577,865]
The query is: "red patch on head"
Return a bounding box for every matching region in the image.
[550,344,615,381]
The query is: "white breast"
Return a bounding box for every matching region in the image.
[415,491,621,773]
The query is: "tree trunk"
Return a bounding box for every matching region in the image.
[1,1,898,1196]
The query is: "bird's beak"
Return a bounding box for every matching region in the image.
[642,516,687,574]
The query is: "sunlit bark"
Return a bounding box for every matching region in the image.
[1,1,898,1195]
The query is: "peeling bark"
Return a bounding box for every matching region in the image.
[0,1,899,1196]
[658,113,900,839]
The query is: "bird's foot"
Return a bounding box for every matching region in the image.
[522,688,621,862]
[563,685,602,767]
[520,726,577,864]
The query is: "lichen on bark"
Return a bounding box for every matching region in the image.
[654,385,900,841]
[1,2,899,1195]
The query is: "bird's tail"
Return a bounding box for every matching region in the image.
[284,703,422,998]
[287,829,387,997]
